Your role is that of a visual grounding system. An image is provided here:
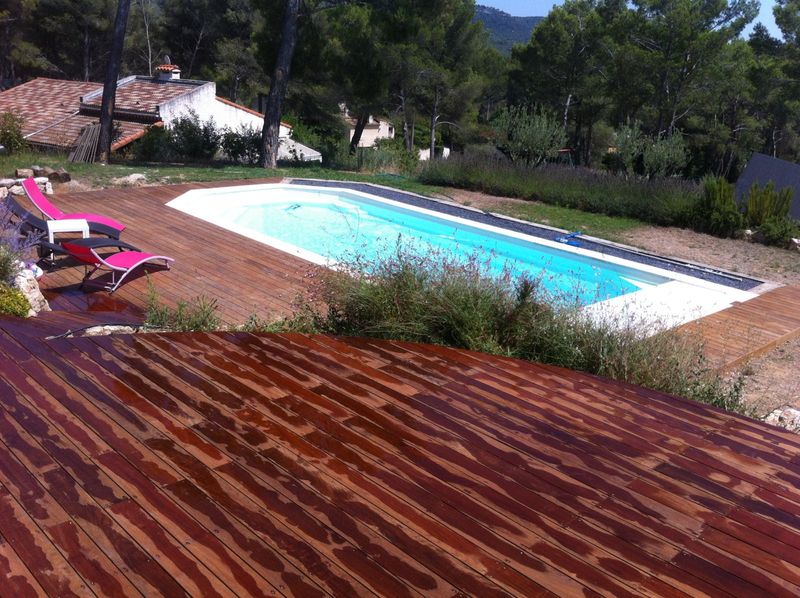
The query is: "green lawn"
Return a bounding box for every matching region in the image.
[2,151,641,242]
[473,200,642,241]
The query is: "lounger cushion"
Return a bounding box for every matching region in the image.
[61,212,125,232]
[103,251,164,269]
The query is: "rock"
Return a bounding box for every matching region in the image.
[13,267,50,317]
[33,176,48,185]
[111,173,147,186]
[765,407,800,433]
[9,185,24,196]
[55,167,71,183]
[82,325,138,336]
[15,168,33,179]
[32,165,45,177]
[0,187,7,200]
[0,178,15,187]
[791,238,800,252]
[743,229,755,242]
[42,166,56,179]
[44,182,53,195]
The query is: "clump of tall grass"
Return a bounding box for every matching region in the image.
[145,281,221,332]
[418,154,701,228]
[274,245,752,415]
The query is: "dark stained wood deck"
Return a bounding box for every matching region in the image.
[37,179,313,324]
[678,285,800,371]
[0,311,799,597]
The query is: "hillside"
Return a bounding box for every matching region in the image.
[474,5,543,54]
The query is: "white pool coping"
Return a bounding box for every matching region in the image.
[167,183,757,329]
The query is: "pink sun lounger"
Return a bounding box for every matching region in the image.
[62,241,173,293]
[22,178,126,233]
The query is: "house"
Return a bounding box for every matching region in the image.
[342,107,395,148]
[0,64,321,162]
[735,152,800,220]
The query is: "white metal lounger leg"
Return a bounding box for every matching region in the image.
[106,257,172,293]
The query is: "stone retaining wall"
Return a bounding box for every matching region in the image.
[0,166,71,200]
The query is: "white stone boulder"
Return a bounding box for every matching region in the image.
[765,407,800,433]
[15,168,34,178]
[111,173,147,186]
[9,184,24,196]
[13,266,50,317]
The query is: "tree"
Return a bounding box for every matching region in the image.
[492,106,566,166]
[258,0,301,168]
[97,0,132,162]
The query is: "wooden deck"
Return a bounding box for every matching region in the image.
[678,285,800,371]
[38,179,313,324]
[1,311,799,597]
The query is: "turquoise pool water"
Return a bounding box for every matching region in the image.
[219,187,668,303]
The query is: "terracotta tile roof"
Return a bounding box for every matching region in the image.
[24,114,148,150]
[83,79,202,113]
[0,78,101,137]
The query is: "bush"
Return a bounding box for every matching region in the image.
[696,177,742,237]
[0,203,38,284]
[273,246,751,414]
[0,284,29,317]
[642,134,687,179]
[418,154,700,228]
[221,126,261,165]
[745,181,793,228]
[135,125,174,162]
[491,106,566,166]
[170,110,221,161]
[0,111,26,154]
[759,215,798,247]
[613,123,643,176]
[145,282,220,331]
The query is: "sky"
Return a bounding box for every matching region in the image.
[481,1,782,38]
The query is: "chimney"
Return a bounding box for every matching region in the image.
[154,63,181,81]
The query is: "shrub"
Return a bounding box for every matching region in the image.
[135,125,174,162]
[759,215,798,247]
[0,284,29,317]
[169,110,221,161]
[0,111,26,154]
[642,133,687,179]
[745,181,793,228]
[145,282,220,331]
[696,177,742,237]
[418,154,700,228]
[491,105,566,166]
[613,123,643,176]
[221,125,261,165]
[0,203,38,284]
[273,246,750,414]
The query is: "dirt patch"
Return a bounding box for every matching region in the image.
[618,226,800,287]
[441,188,800,415]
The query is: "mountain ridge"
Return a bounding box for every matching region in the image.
[474,5,543,54]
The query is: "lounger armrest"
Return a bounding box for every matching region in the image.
[87,221,121,239]
[68,237,141,252]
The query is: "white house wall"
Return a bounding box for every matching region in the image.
[159,82,290,137]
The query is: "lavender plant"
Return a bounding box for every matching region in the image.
[0,202,40,284]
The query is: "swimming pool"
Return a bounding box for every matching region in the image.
[168,183,757,324]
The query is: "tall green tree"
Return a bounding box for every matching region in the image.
[98,0,132,162]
